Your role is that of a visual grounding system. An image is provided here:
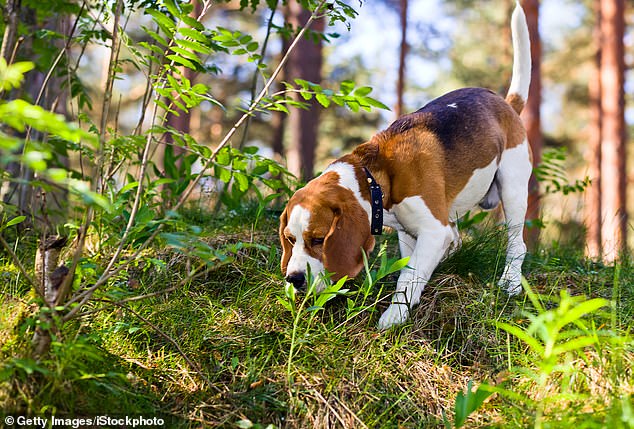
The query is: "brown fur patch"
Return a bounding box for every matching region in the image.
[279,172,374,279]
[505,93,525,115]
[346,88,527,224]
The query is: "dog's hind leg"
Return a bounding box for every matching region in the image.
[497,139,532,295]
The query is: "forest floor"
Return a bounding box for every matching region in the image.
[1,205,633,428]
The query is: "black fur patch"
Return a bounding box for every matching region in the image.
[387,88,498,150]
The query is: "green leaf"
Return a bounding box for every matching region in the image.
[178,27,209,43]
[339,80,355,95]
[315,93,330,108]
[169,46,201,64]
[453,381,493,428]
[234,172,249,191]
[497,322,544,355]
[175,38,212,55]
[162,0,182,19]
[360,96,390,110]
[0,59,35,90]
[277,295,292,312]
[386,257,410,275]
[0,134,23,151]
[353,86,372,97]
[119,181,140,194]
[5,216,26,227]
[146,9,176,36]
[552,336,599,356]
[555,297,609,330]
[216,149,231,166]
[166,54,198,70]
[144,29,168,47]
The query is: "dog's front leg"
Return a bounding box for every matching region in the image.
[397,230,416,259]
[378,224,452,329]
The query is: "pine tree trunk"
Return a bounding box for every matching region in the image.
[599,0,627,262]
[585,0,602,259]
[395,0,408,118]
[520,0,542,250]
[285,1,323,182]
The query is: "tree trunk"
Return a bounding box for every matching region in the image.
[285,1,323,182]
[520,0,542,250]
[599,0,627,262]
[0,0,20,63]
[395,0,408,118]
[585,0,602,259]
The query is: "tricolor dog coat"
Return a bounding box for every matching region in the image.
[280,3,532,329]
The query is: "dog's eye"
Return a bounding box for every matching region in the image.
[286,235,296,245]
[311,238,325,246]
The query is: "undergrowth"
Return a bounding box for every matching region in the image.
[1,206,633,428]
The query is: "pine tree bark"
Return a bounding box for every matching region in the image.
[599,0,627,262]
[285,1,324,182]
[520,0,542,250]
[395,0,408,118]
[585,0,602,259]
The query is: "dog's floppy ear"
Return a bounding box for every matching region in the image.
[323,200,375,280]
[279,206,292,275]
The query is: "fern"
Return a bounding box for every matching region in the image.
[534,147,590,195]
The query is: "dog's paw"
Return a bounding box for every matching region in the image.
[378,303,409,330]
[498,273,522,296]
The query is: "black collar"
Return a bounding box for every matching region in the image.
[363,167,383,235]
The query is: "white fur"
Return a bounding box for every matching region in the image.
[378,196,454,329]
[508,2,531,101]
[285,205,325,289]
[324,162,372,225]
[325,161,406,232]
[450,158,499,221]
[497,138,531,294]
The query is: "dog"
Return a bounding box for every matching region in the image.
[279,3,532,329]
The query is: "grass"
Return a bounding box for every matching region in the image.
[1,205,633,428]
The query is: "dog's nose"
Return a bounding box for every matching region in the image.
[285,272,306,290]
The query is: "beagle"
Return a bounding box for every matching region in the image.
[279,3,532,329]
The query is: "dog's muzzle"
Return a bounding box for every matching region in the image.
[285,272,306,290]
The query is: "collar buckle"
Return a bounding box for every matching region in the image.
[363,167,383,235]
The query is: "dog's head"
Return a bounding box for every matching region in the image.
[279,173,375,291]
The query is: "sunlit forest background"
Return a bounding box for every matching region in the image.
[51,0,634,251]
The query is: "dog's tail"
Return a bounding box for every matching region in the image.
[506,1,531,114]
